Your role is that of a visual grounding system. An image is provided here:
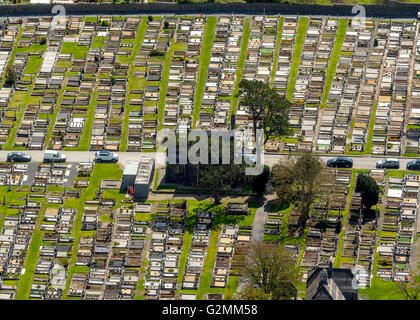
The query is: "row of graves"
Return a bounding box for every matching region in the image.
[22,162,95,299]
[99,206,145,300]
[2,18,49,149]
[181,209,213,297]
[300,169,352,281]
[29,207,77,299]
[0,201,43,300]
[372,21,416,155]
[162,17,203,133]
[268,16,298,153]
[273,16,297,99]
[50,17,93,150]
[15,17,66,150]
[126,17,172,151]
[210,225,239,289]
[406,22,420,155]
[89,18,140,152]
[0,19,20,148]
[143,201,188,300]
[68,202,147,299]
[348,19,381,153]
[0,161,30,186]
[377,173,419,282]
[264,210,283,241]
[311,19,342,152]
[339,170,385,287]
[318,20,375,153]
[236,16,269,132]
[31,162,72,192]
[289,17,324,152]
[242,16,277,85]
[197,16,243,130]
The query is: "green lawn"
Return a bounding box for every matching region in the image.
[192,17,217,128]
[286,17,309,101]
[269,17,284,88]
[61,42,89,59]
[16,201,47,299]
[321,18,347,106]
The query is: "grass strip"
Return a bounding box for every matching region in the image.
[192,17,217,128]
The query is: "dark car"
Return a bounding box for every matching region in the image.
[376,158,400,169]
[7,152,31,162]
[407,159,420,170]
[326,157,353,168]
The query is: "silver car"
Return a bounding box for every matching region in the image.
[95,151,119,163]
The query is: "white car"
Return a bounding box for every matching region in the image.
[95,151,119,163]
[43,150,66,163]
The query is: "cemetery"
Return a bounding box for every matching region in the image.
[0,13,419,301]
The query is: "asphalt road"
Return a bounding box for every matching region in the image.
[1,150,419,170]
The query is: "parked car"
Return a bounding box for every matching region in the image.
[95,151,118,163]
[407,159,420,170]
[326,157,353,168]
[43,150,67,163]
[6,152,31,162]
[376,158,400,169]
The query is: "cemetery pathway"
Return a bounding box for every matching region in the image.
[251,200,272,242]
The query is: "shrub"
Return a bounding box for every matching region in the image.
[150,49,165,57]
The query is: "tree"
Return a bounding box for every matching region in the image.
[40,37,47,45]
[397,273,420,300]
[250,165,270,196]
[238,242,300,300]
[355,173,379,210]
[239,79,291,144]
[5,65,17,88]
[148,16,153,22]
[271,152,329,230]
[198,165,234,205]
[164,21,169,29]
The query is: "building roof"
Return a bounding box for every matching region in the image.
[306,266,358,300]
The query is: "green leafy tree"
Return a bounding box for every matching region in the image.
[397,273,420,300]
[355,173,379,210]
[250,165,270,196]
[271,152,331,230]
[238,242,300,300]
[239,79,291,144]
[5,65,17,88]
[198,165,235,205]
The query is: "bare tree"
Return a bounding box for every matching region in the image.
[238,242,300,300]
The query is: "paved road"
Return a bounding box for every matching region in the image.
[251,201,271,242]
[1,150,419,170]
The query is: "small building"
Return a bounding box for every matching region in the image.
[306,266,358,300]
[120,161,140,192]
[134,157,154,199]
